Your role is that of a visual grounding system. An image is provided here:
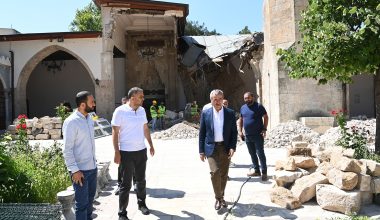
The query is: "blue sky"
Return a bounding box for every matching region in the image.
[0,0,263,35]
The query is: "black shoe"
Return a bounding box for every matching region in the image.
[221,199,227,208]
[214,200,222,210]
[138,201,150,215]
[261,173,268,181]
[118,214,129,220]
[115,186,120,195]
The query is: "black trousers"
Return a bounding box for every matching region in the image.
[118,148,147,216]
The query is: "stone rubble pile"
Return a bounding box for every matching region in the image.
[152,122,199,140]
[7,116,63,140]
[318,119,376,149]
[265,120,319,148]
[270,141,380,214]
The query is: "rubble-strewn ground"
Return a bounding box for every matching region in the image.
[264,119,376,150]
[152,119,376,150]
[318,119,376,150]
[264,120,319,148]
[152,122,199,140]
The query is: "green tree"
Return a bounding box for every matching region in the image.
[185,20,220,36]
[69,2,101,32]
[277,0,380,153]
[238,26,252,34]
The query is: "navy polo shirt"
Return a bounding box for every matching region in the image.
[240,102,267,135]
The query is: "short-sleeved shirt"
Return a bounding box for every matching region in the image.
[240,102,267,135]
[111,104,148,151]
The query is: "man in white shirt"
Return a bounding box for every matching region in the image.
[111,87,155,220]
[199,89,238,211]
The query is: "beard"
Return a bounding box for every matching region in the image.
[245,100,253,105]
[84,104,94,113]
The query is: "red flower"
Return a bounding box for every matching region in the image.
[16,124,21,129]
[17,114,28,119]
[331,110,337,116]
[21,124,27,129]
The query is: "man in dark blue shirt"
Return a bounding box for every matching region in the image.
[239,92,269,181]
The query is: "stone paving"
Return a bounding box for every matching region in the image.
[88,136,380,220]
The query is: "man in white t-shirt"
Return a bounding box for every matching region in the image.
[111,87,155,220]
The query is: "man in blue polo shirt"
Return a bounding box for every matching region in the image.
[239,92,269,181]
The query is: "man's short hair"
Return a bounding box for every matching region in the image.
[127,87,143,99]
[244,92,259,98]
[75,91,92,107]
[209,89,224,100]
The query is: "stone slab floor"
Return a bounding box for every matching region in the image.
[88,137,380,220]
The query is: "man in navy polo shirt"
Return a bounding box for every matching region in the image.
[238,92,269,181]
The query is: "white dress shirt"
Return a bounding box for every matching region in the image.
[213,107,224,142]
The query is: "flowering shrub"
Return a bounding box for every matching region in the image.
[15,114,28,152]
[0,115,71,203]
[55,104,71,123]
[331,109,380,162]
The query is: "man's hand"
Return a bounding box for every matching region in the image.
[239,133,245,141]
[228,149,235,159]
[150,146,155,156]
[200,153,205,162]
[114,151,121,164]
[72,171,84,187]
[261,130,266,138]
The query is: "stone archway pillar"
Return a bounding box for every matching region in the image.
[96,7,116,120]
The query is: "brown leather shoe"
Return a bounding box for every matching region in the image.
[261,173,268,181]
[214,200,222,210]
[221,199,227,208]
[247,171,261,177]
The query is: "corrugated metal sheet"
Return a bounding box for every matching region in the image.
[190,35,251,59]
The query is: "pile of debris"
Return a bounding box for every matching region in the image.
[265,120,319,148]
[152,122,199,140]
[8,116,62,140]
[318,119,376,149]
[271,141,380,214]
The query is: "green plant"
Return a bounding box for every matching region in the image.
[0,133,71,203]
[15,114,28,152]
[55,103,71,123]
[332,110,380,163]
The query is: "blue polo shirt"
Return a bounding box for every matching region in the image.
[240,102,267,135]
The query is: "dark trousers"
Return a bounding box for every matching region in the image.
[207,143,230,200]
[246,134,267,174]
[71,168,97,220]
[118,166,136,187]
[118,149,147,217]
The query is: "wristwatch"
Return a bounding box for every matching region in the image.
[262,128,267,131]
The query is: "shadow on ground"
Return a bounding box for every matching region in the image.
[225,203,298,219]
[147,188,186,199]
[150,209,204,220]
[228,176,273,185]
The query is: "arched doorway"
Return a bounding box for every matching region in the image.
[0,81,5,129]
[26,50,95,117]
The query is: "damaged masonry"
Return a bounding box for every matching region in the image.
[178,33,264,111]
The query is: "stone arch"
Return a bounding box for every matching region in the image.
[15,45,96,115]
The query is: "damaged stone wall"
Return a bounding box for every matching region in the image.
[125,31,186,111]
[178,34,264,111]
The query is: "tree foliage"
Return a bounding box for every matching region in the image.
[238,26,252,34]
[69,2,102,32]
[184,20,220,36]
[277,0,380,84]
